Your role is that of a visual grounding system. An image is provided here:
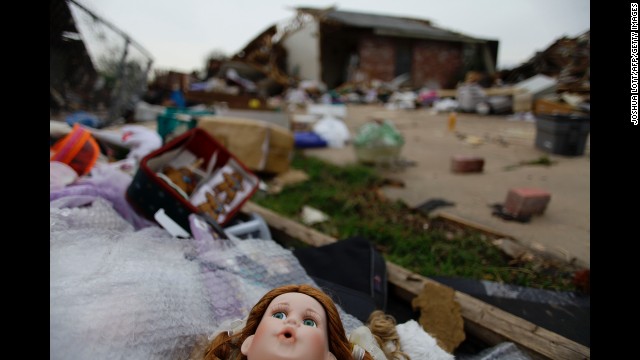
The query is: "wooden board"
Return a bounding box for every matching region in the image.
[533,98,588,116]
[437,87,525,99]
[184,90,271,110]
[241,201,590,360]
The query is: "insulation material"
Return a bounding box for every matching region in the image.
[51,194,363,360]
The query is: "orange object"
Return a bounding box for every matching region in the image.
[447,111,457,132]
[50,124,100,176]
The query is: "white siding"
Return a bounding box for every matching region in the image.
[282,20,321,82]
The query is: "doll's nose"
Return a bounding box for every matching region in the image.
[284,317,300,326]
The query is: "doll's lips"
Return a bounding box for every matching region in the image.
[277,326,297,342]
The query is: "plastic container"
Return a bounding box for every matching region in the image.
[354,145,402,164]
[224,212,272,240]
[294,131,328,148]
[157,108,215,143]
[353,119,404,164]
[456,83,486,112]
[534,114,590,156]
[447,111,457,131]
[50,123,100,176]
[65,111,101,128]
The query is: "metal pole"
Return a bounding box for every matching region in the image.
[107,38,130,124]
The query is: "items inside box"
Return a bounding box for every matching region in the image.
[156,158,204,198]
[149,144,258,225]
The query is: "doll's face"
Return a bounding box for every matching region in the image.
[241,292,334,360]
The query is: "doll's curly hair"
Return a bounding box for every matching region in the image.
[366,310,411,360]
[202,284,374,360]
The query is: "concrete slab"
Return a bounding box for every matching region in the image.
[303,105,590,269]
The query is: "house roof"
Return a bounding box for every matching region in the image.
[297,7,493,44]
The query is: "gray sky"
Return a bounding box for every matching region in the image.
[75,0,590,74]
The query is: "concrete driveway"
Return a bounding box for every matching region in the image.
[302,104,590,269]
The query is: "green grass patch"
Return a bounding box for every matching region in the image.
[254,151,578,292]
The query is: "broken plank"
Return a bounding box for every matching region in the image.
[435,212,584,268]
[435,212,515,239]
[437,86,525,99]
[386,262,589,360]
[241,201,590,360]
[242,201,335,247]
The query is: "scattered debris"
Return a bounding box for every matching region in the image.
[491,238,537,262]
[489,203,531,223]
[353,118,404,165]
[503,31,590,94]
[572,269,590,295]
[265,169,310,194]
[451,155,484,173]
[379,178,405,188]
[415,199,456,216]
[412,282,465,354]
[503,187,551,218]
[503,155,556,171]
[301,205,329,225]
[464,135,484,146]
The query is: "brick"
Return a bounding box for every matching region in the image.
[451,155,484,173]
[504,187,551,217]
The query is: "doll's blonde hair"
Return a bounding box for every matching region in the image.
[367,310,411,360]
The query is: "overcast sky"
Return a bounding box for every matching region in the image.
[73,0,590,74]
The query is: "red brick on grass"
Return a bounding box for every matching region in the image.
[451,155,484,173]
[504,187,551,217]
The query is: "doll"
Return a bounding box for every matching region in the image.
[202,284,375,360]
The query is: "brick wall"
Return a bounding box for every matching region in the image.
[357,36,465,89]
[358,36,396,82]
[413,41,464,89]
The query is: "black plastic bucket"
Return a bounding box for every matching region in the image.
[534,114,590,156]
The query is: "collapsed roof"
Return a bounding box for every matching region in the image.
[297,7,488,44]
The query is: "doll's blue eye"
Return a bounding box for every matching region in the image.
[303,319,317,327]
[272,312,286,320]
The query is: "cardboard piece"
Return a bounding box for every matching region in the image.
[197,116,294,174]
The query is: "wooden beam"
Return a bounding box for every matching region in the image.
[435,212,515,239]
[436,86,526,99]
[435,213,584,268]
[242,201,335,247]
[241,201,590,360]
[386,262,589,360]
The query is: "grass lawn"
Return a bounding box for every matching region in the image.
[253,151,580,292]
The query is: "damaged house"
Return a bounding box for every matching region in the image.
[233,6,499,92]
